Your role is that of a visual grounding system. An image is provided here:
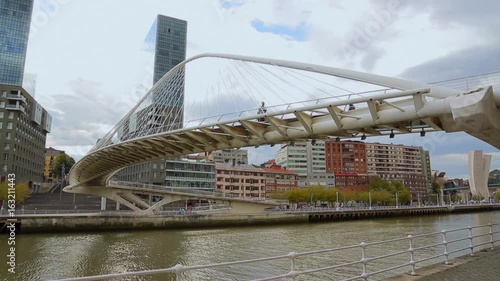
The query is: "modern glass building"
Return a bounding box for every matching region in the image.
[145,14,188,84]
[0,0,34,86]
[118,14,188,186]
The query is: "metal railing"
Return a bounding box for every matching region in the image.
[50,222,499,281]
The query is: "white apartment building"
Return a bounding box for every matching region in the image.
[276,140,334,187]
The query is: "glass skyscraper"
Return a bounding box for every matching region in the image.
[145,14,187,84]
[0,0,34,86]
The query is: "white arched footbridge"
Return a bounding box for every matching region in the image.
[66,53,500,214]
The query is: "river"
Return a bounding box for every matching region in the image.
[1,211,499,281]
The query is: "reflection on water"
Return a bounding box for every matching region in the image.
[0,212,498,281]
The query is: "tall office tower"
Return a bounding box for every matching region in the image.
[0,0,34,86]
[118,15,187,186]
[0,0,51,190]
[145,14,187,131]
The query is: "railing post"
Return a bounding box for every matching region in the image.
[287,252,298,280]
[489,223,494,250]
[468,226,475,256]
[360,242,368,280]
[407,235,416,275]
[173,264,185,281]
[441,230,450,265]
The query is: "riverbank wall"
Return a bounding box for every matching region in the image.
[2,205,499,234]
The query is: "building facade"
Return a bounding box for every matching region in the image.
[325,140,367,174]
[325,140,372,191]
[260,160,298,194]
[420,148,432,192]
[0,86,51,186]
[276,140,334,187]
[0,1,51,188]
[366,142,428,197]
[165,159,215,190]
[0,0,34,86]
[215,163,266,199]
[209,149,248,164]
[44,147,64,182]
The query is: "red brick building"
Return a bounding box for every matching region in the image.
[261,160,298,194]
[325,141,367,174]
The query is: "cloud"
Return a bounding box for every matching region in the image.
[219,0,245,9]
[44,79,136,158]
[400,45,500,82]
[251,19,309,42]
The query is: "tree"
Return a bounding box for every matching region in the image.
[267,191,286,200]
[431,182,440,194]
[285,188,309,204]
[52,154,76,178]
[495,192,500,201]
[0,182,32,203]
[471,194,485,201]
[369,176,390,191]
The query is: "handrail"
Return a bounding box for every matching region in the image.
[50,222,499,281]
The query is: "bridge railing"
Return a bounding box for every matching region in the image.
[430,70,500,92]
[51,222,499,281]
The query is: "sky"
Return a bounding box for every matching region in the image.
[23,0,500,179]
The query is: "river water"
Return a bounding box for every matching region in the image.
[1,211,499,281]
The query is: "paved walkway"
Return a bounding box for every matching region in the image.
[386,247,500,281]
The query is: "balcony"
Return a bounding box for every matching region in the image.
[7,94,27,104]
[6,104,26,113]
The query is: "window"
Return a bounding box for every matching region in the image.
[8,112,14,119]
[0,112,3,118]
[0,102,4,108]
[3,153,8,161]
[1,91,6,98]
[7,122,12,129]
[2,164,7,172]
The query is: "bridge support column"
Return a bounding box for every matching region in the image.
[469,150,491,198]
[100,197,106,211]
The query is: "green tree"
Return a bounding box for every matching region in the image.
[495,192,500,201]
[52,154,76,178]
[285,188,309,203]
[369,176,390,191]
[267,191,287,200]
[309,185,326,206]
[324,188,341,207]
[431,182,440,194]
[0,182,32,203]
[471,194,485,201]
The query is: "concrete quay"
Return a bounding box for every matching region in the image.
[386,246,500,281]
[1,204,499,234]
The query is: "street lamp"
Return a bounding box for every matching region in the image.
[369,191,372,210]
[59,163,65,201]
[336,191,339,211]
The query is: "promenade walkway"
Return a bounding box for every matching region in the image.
[387,247,500,281]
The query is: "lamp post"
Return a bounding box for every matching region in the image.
[59,163,65,201]
[336,191,339,211]
[369,191,372,210]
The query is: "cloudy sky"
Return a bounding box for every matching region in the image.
[24,0,500,178]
